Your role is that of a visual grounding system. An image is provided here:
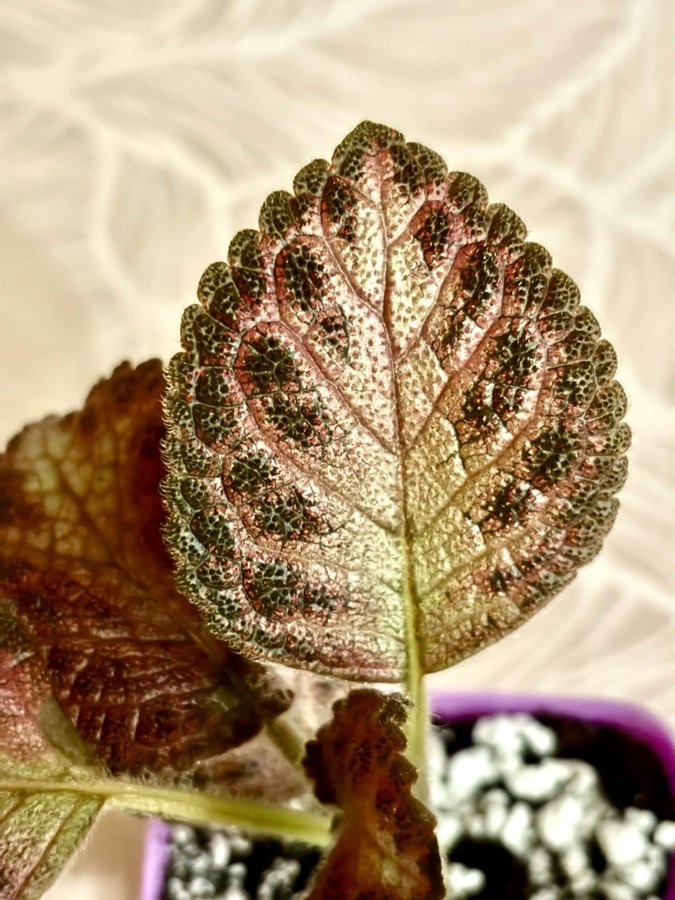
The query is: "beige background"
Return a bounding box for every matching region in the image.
[1,1,673,897]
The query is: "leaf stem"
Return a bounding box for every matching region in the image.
[0,777,333,847]
[406,676,429,802]
[266,718,308,767]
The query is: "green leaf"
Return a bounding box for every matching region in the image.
[163,121,629,697]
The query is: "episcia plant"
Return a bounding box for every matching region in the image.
[0,122,630,899]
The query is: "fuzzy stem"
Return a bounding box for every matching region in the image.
[406,677,429,803]
[0,777,333,847]
[266,717,308,767]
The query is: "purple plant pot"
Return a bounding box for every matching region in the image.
[140,693,675,899]
[431,691,675,899]
[140,819,172,900]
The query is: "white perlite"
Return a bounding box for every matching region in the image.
[472,712,557,759]
[597,820,650,866]
[505,759,572,803]
[209,833,231,870]
[529,846,555,886]
[537,794,596,852]
[530,889,561,900]
[445,745,499,804]
[502,801,536,856]
[445,862,486,898]
[654,821,675,851]
[222,861,248,900]
[430,713,675,899]
[258,859,301,900]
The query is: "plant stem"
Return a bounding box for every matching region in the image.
[406,676,429,803]
[0,777,333,847]
[109,785,332,845]
[266,717,307,767]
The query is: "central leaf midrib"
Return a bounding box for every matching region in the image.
[376,174,424,726]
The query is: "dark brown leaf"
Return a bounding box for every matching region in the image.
[303,689,443,900]
[0,602,101,899]
[0,360,291,778]
[194,668,347,801]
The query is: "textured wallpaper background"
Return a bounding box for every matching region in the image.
[1,1,673,897]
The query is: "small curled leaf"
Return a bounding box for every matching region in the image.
[302,689,443,900]
[163,121,630,683]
